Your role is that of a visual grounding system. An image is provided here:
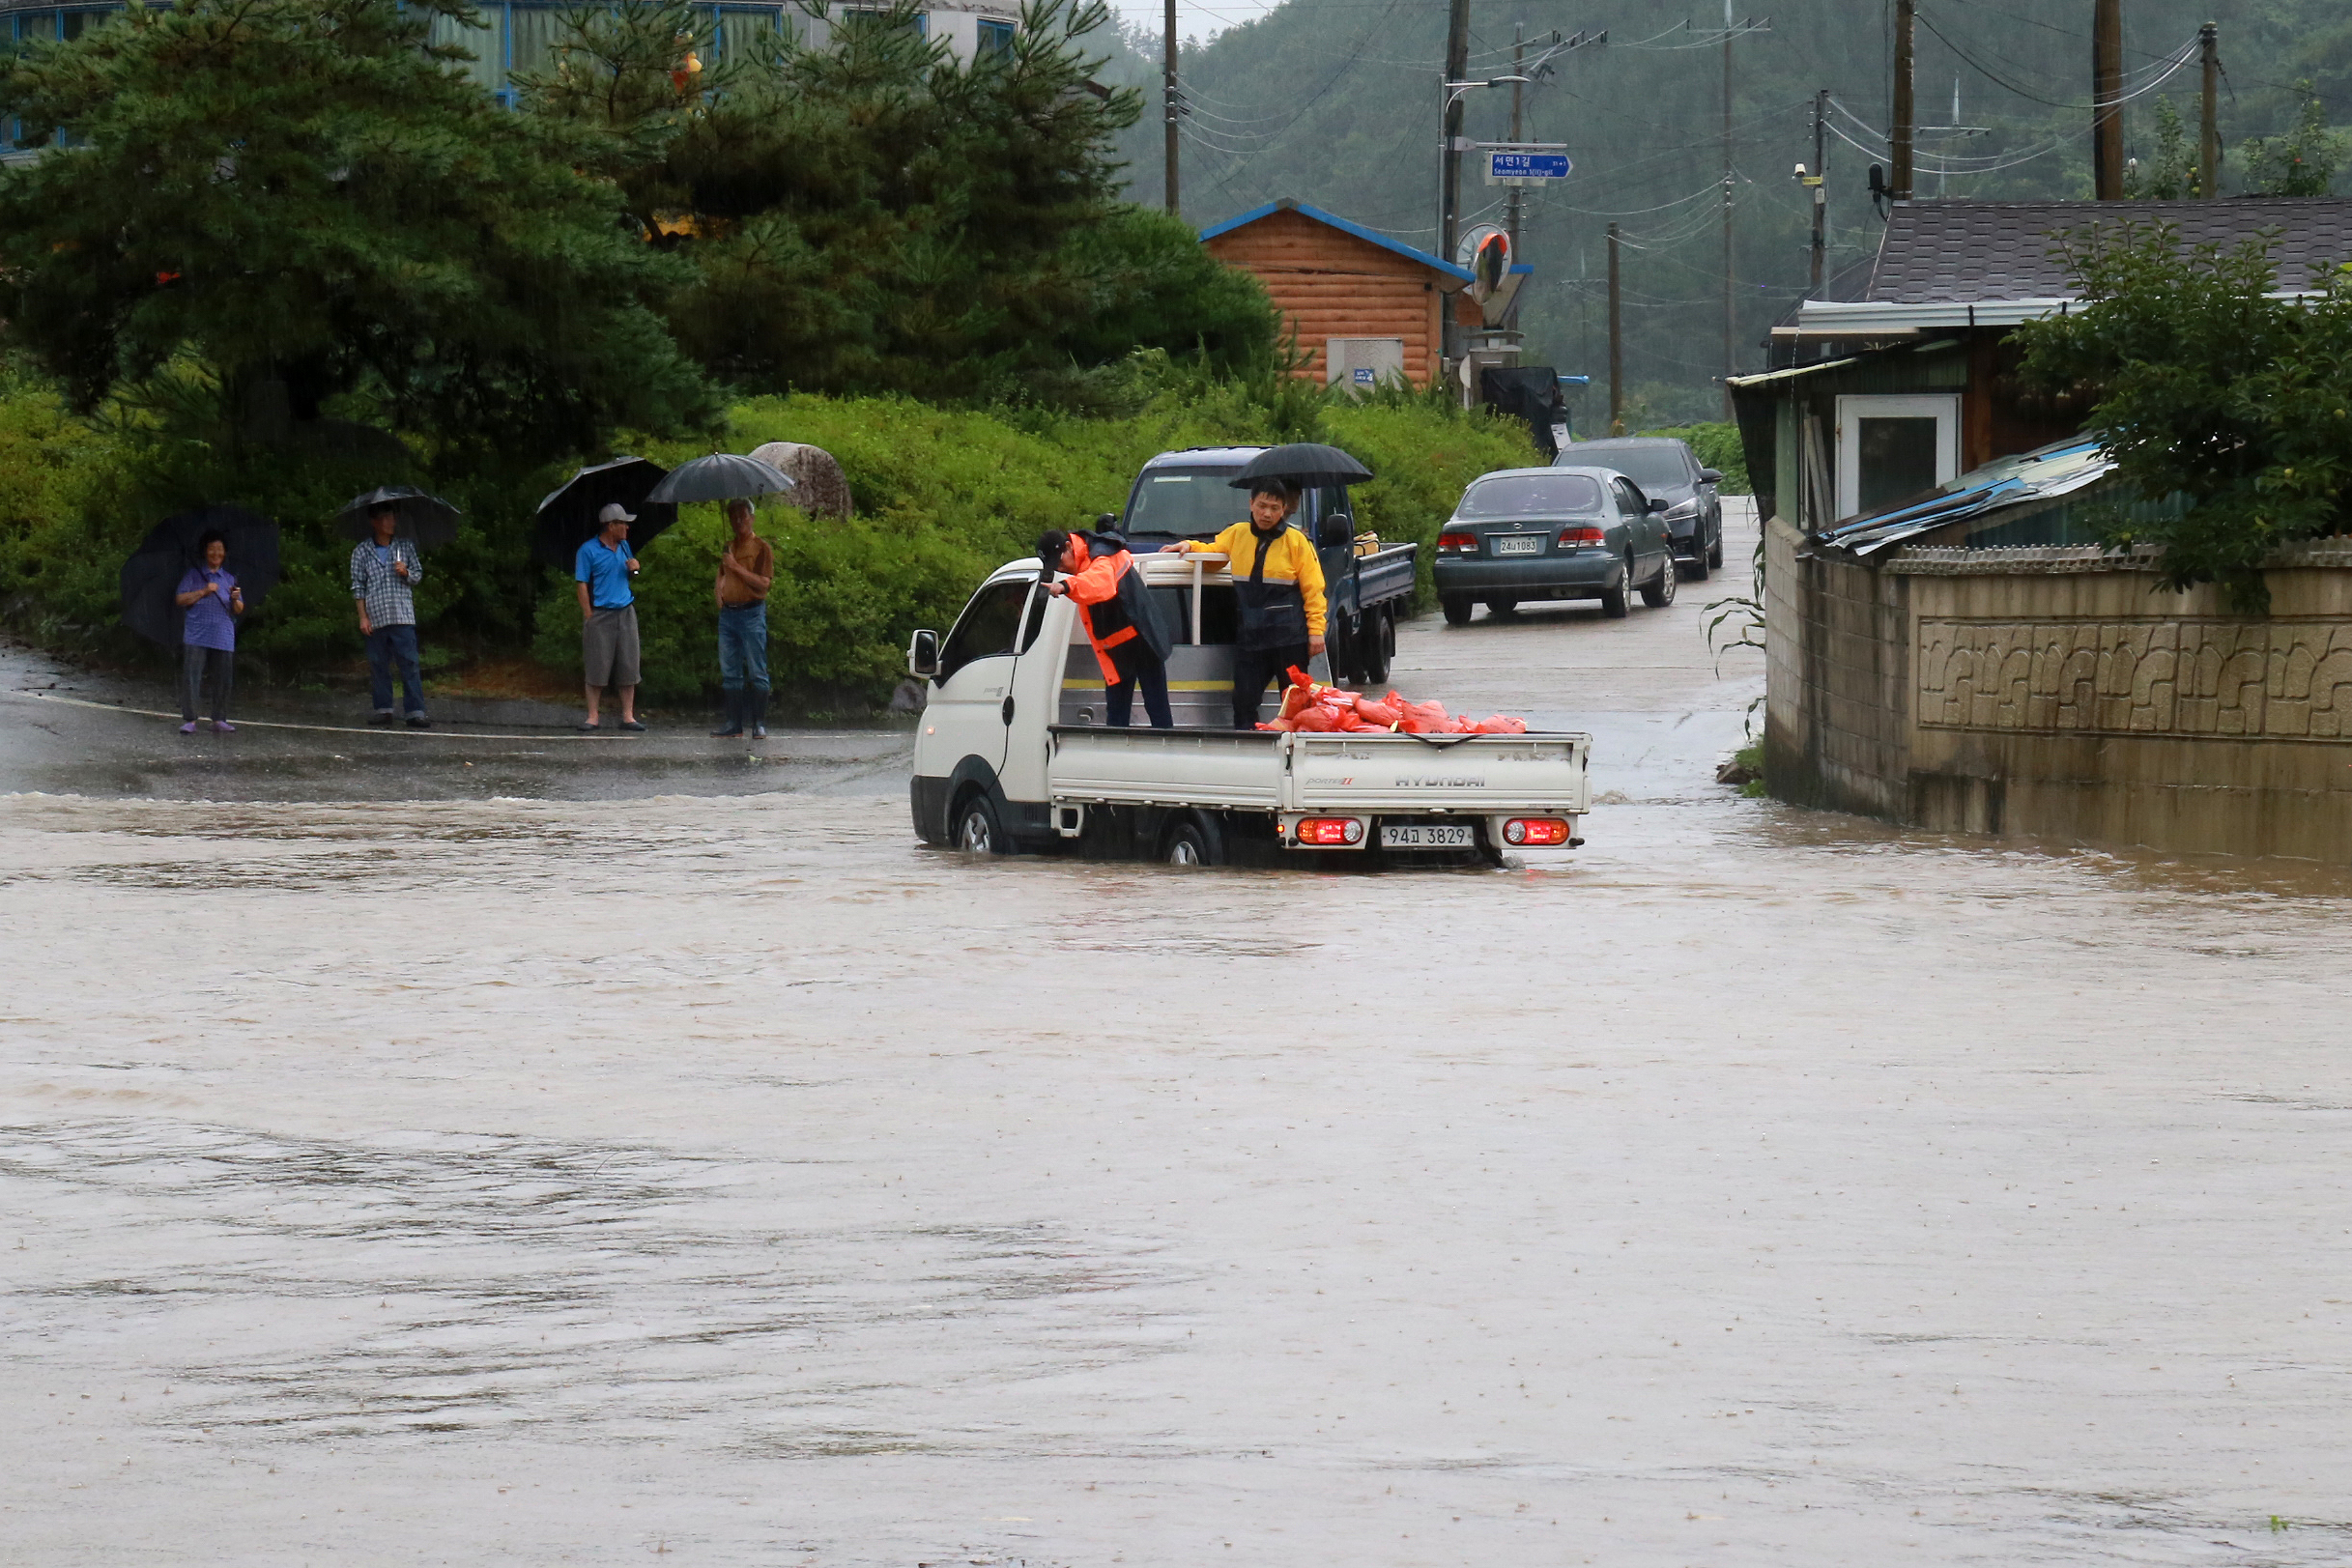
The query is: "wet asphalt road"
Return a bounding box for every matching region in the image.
[7,501,2352,1566]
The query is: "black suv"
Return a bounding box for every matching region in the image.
[1555,437,1724,579]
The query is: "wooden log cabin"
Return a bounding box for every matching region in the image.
[1200,199,1477,389]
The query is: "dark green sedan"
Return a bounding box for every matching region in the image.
[1433,466,1680,624]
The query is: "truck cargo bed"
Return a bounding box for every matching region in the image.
[1047,726,1591,815]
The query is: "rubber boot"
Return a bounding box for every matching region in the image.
[711,689,744,738]
[750,689,769,740]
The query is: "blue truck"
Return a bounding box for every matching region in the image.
[1112,445,1420,685]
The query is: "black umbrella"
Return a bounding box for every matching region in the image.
[335,485,464,548]
[645,453,796,504]
[1225,442,1375,489]
[532,457,679,569]
[118,505,281,647]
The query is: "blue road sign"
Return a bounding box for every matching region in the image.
[1487,152,1571,181]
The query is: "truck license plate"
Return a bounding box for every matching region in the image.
[1494,534,1541,555]
[1382,823,1475,848]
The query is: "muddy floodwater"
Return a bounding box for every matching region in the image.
[6,504,2350,1565]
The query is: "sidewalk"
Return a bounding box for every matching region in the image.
[0,637,915,803]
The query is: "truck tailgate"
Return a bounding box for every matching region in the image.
[1048,727,1285,809]
[1355,544,1418,607]
[1284,730,1591,813]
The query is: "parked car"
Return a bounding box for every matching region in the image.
[1432,466,1678,625]
[1555,436,1724,578]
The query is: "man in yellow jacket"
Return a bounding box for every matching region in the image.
[1162,478,1328,728]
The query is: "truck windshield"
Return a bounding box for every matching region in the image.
[1567,446,1687,490]
[1457,473,1605,518]
[1126,469,1251,535]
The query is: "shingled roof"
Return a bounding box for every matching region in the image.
[1863,198,2352,303]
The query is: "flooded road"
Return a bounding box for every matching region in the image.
[6,503,2351,1565]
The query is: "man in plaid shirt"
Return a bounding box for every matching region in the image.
[350,502,430,728]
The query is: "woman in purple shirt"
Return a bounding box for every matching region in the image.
[174,530,244,733]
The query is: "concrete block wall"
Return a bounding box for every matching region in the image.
[1764,531,2352,860]
[1764,516,1912,818]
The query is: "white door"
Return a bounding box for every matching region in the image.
[1835,394,1960,521]
[921,573,1039,784]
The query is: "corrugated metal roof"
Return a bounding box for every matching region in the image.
[1822,435,2113,555]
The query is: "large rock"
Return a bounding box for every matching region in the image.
[749,441,852,523]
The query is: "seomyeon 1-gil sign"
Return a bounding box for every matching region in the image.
[1485,151,1570,185]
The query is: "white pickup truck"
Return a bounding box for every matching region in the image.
[905,551,1592,867]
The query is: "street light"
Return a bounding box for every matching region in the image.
[1438,75,1532,263]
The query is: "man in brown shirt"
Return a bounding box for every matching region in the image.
[711,499,775,738]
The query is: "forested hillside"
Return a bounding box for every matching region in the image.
[1096,0,2352,421]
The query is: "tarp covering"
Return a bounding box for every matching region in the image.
[1821,434,2112,555]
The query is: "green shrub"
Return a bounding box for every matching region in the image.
[3,367,1539,704]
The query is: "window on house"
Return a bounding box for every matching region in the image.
[977,17,1014,56]
[1835,394,1960,520]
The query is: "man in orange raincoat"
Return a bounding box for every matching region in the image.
[1038,527,1173,728]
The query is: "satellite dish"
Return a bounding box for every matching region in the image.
[1456,223,1511,302]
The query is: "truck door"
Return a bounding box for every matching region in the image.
[923,573,1040,787]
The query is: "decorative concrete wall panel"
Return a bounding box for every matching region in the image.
[1917,619,2352,743]
[1765,529,2352,858]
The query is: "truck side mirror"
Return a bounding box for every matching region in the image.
[907,628,939,679]
[1318,512,1355,548]
[1698,468,1723,483]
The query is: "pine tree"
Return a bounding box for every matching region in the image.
[0,0,718,465]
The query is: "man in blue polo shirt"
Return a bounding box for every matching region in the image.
[575,502,645,731]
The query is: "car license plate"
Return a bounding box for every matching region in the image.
[1494,534,1541,556]
[1381,823,1475,848]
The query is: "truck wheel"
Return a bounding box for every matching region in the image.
[1641,552,1678,609]
[1362,608,1391,683]
[954,792,1009,855]
[1335,613,1365,685]
[1683,549,1709,582]
[1600,556,1630,618]
[1441,595,1473,627]
[1708,533,1725,569]
[1484,597,1518,617]
[1164,818,1215,867]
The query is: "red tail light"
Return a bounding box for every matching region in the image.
[1556,526,1606,548]
[1437,530,1477,552]
[1294,816,1366,846]
[1502,817,1570,846]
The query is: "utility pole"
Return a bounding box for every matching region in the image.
[2198,20,2220,198]
[1507,23,1525,254]
[1891,0,1914,201]
[1607,222,1624,437]
[1810,87,1828,292]
[2092,0,2123,199]
[1720,1,1735,419]
[1438,0,1472,264]
[1162,0,1179,214]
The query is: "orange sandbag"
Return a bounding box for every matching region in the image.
[1255,718,1296,732]
[1291,705,1341,732]
[1354,694,1403,726]
[1473,715,1528,734]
